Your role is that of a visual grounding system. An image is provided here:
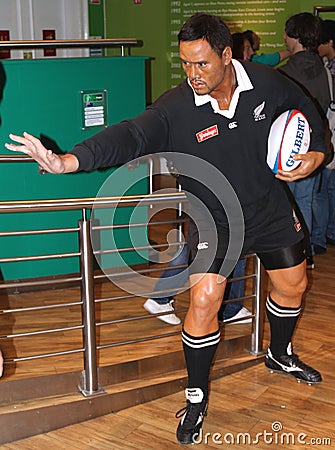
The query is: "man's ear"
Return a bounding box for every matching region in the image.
[222,46,233,65]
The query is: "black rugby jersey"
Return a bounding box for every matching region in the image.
[70,60,325,212]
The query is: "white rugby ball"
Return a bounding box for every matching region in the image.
[267,109,310,174]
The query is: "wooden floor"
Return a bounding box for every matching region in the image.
[2,247,335,449]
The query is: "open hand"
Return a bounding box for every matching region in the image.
[5,132,78,174]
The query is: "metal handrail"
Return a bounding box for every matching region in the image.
[0,37,140,57]
[0,191,265,396]
[0,154,32,162]
[0,192,187,213]
[0,38,139,49]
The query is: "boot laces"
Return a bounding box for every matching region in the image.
[175,401,206,427]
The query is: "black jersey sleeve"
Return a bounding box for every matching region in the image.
[69,107,170,172]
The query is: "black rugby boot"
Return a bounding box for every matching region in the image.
[265,347,322,385]
[176,388,207,445]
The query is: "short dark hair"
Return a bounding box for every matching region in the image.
[320,19,335,45]
[285,12,321,52]
[232,32,244,59]
[243,30,254,49]
[178,12,232,57]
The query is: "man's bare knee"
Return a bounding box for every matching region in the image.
[268,263,308,297]
[190,290,222,318]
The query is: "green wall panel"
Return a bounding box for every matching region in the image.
[100,0,335,100]
[0,56,148,280]
[88,0,105,38]
[104,0,168,103]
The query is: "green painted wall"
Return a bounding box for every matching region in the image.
[0,56,148,280]
[104,0,168,103]
[88,0,105,37]
[96,0,335,101]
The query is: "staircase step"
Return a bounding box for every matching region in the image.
[0,349,264,445]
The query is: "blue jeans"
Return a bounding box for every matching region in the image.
[220,258,247,319]
[288,176,316,257]
[312,168,335,248]
[151,244,246,320]
[152,245,189,303]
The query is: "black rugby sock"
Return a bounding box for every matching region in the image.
[182,328,221,400]
[266,295,301,357]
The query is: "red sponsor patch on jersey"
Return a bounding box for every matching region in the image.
[196,125,219,143]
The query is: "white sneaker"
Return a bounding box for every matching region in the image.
[143,298,181,325]
[223,306,252,324]
[0,349,3,377]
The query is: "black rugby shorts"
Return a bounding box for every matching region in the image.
[187,181,305,276]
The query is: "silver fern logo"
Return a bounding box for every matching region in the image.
[253,101,266,121]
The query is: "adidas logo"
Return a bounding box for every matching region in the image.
[197,242,209,250]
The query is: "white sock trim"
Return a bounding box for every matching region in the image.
[182,329,221,349]
[266,296,301,318]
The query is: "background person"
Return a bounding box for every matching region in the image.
[312,19,335,254]
[143,244,187,325]
[0,349,3,377]
[232,31,254,61]
[278,12,331,269]
[5,13,325,445]
[243,29,290,66]
[144,244,251,325]
[319,19,335,77]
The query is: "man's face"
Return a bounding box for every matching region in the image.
[243,39,254,61]
[318,42,328,58]
[318,40,334,60]
[252,32,260,51]
[283,32,297,53]
[179,38,231,96]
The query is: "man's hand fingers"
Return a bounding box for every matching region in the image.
[5,141,31,154]
[23,131,44,146]
[4,132,70,174]
[6,133,37,154]
[276,151,324,182]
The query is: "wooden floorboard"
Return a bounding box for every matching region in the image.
[2,247,335,449]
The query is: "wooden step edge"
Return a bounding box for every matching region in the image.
[0,334,258,405]
[0,353,264,445]
[0,351,263,414]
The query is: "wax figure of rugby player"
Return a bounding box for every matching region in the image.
[6,13,325,446]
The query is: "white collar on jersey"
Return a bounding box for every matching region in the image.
[188,59,254,119]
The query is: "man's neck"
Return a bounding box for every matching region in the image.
[327,50,335,62]
[211,64,237,110]
[290,40,304,55]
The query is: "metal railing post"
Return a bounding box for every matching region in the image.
[249,255,267,355]
[78,210,103,396]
